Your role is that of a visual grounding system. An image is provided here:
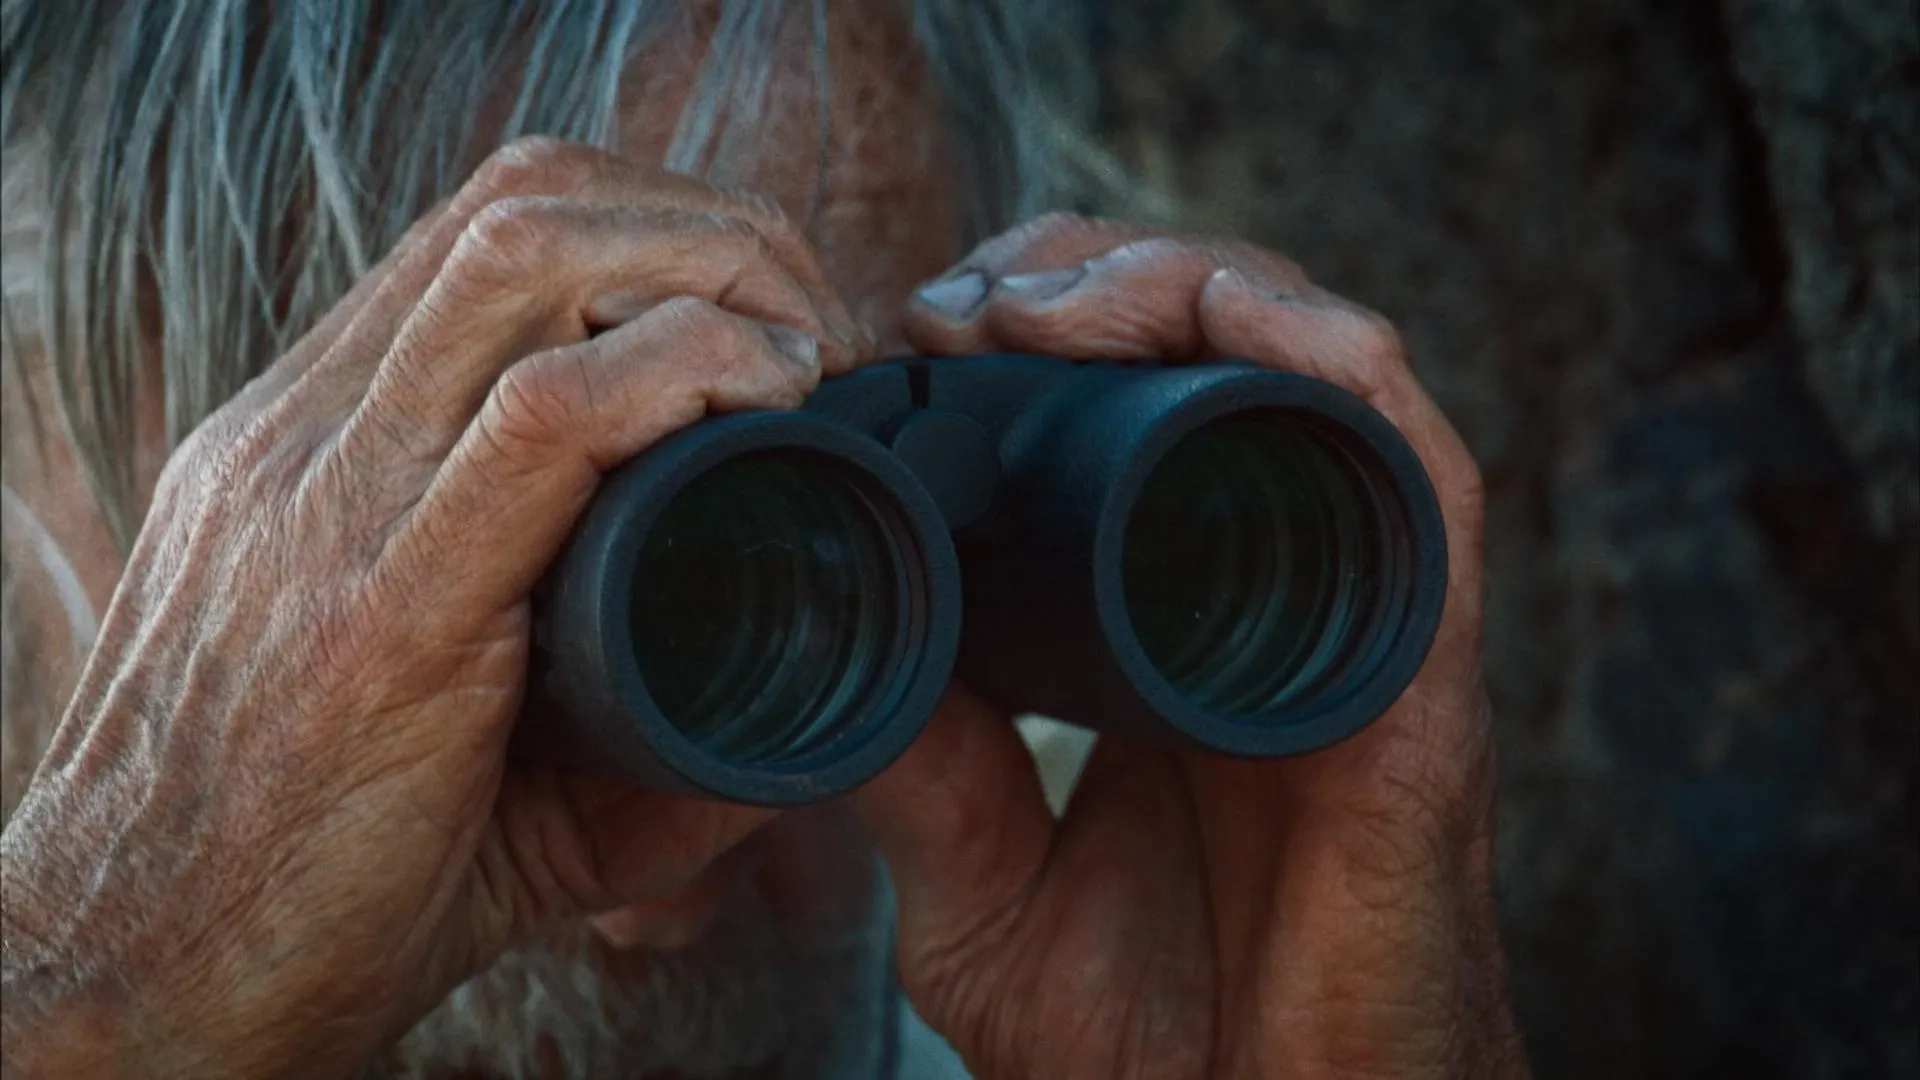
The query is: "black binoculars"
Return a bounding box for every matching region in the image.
[518,355,1448,805]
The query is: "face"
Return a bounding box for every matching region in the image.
[2,3,966,1077]
[380,7,965,1079]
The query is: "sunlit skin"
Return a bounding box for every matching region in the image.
[0,6,1523,1077]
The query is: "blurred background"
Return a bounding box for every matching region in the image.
[1075,0,1918,1075]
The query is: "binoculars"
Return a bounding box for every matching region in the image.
[519,355,1448,805]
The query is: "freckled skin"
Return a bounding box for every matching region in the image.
[0,5,1524,1078]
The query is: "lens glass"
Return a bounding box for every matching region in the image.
[629,451,911,765]
[1122,411,1386,717]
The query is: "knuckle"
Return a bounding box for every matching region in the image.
[149,456,269,548]
[162,417,235,486]
[1351,309,1410,369]
[445,197,573,299]
[736,196,804,249]
[731,188,790,225]
[224,419,311,511]
[649,300,813,404]
[150,443,213,513]
[971,211,1101,266]
[704,211,777,256]
[655,296,751,363]
[226,411,288,474]
[164,406,278,498]
[528,350,602,421]
[702,182,798,232]
[974,213,1165,276]
[1008,211,1142,254]
[706,203,826,294]
[1318,303,1409,402]
[309,448,401,556]
[467,136,602,202]
[1023,209,1100,238]
[484,357,584,455]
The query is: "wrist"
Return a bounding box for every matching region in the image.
[2,864,130,1077]
[2,817,263,1079]
[1,976,127,1078]
[5,824,377,1080]
[1255,811,1520,1079]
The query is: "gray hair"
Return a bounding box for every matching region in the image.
[0,0,1122,551]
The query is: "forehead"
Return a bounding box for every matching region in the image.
[605,1,963,327]
[602,2,960,340]
[613,4,956,226]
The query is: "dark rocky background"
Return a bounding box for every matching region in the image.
[1082,1,1918,1075]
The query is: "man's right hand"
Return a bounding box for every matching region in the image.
[0,137,868,1079]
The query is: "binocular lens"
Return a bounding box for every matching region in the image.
[526,357,1444,799]
[1122,411,1393,718]
[628,451,917,765]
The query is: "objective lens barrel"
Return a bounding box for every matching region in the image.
[945,360,1448,759]
[520,356,1448,804]
[518,411,962,806]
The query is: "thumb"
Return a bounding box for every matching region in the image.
[849,684,1055,1017]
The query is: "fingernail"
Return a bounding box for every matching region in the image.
[763,324,820,371]
[852,297,889,354]
[913,271,989,320]
[998,267,1085,302]
[586,291,647,325]
[1211,268,1298,304]
[832,313,862,351]
[1209,268,1248,291]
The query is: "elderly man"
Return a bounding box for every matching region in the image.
[0,1,1525,1076]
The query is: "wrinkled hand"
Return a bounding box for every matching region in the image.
[0,138,870,1078]
[855,215,1526,1078]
